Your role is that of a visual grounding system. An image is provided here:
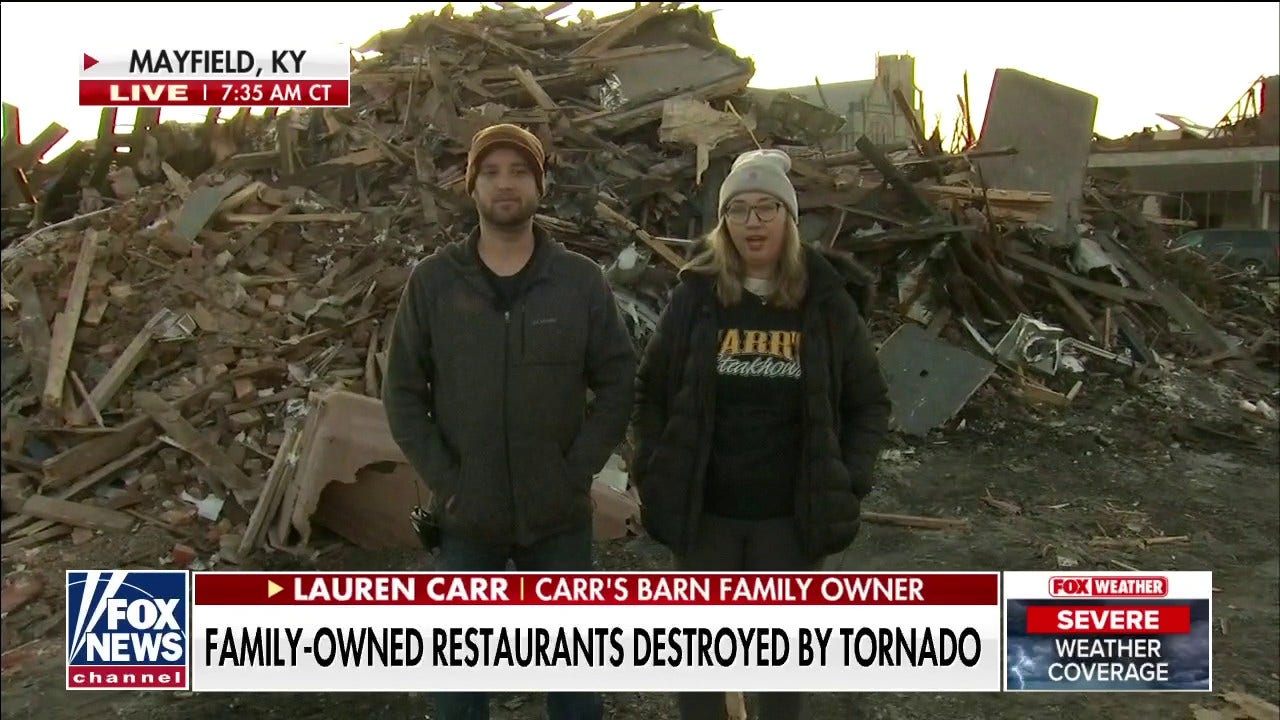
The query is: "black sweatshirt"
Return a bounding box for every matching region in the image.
[704,292,804,520]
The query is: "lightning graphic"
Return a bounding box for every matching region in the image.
[1010,645,1038,690]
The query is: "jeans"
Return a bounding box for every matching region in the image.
[431,523,604,720]
[674,515,824,720]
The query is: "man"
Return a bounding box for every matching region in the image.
[382,123,635,720]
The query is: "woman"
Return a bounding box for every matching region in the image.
[631,149,892,720]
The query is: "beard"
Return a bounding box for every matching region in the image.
[478,196,536,229]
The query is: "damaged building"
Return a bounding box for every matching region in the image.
[770,54,926,151]
[1089,74,1280,231]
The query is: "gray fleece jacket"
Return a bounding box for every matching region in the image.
[382,228,636,547]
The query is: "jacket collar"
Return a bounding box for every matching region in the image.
[443,223,565,285]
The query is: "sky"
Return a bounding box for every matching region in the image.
[2,1,1277,159]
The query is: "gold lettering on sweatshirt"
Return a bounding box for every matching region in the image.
[717,328,802,380]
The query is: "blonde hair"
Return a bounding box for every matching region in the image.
[683,217,808,309]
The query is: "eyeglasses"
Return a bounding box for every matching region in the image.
[724,201,783,225]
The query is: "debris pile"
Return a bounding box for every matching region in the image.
[2,3,1275,561]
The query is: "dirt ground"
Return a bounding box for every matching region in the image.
[3,363,1277,720]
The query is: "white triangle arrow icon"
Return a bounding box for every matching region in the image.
[267,579,283,598]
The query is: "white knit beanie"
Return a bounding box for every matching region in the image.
[717,149,799,220]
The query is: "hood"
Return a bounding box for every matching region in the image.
[806,245,876,318]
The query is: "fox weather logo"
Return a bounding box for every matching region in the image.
[65,570,190,690]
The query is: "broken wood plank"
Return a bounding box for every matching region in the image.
[1045,276,1100,342]
[854,135,937,219]
[21,495,134,532]
[41,362,286,487]
[540,1,572,17]
[511,66,559,111]
[843,223,976,251]
[67,371,104,427]
[365,326,380,398]
[134,391,260,506]
[5,490,146,551]
[223,212,362,224]
[12,278,51,385]
[2,525,73,554]
[861,511,968,530]
[160,162,190,197]
[224,386,306,415]
[68,308,173,426]
[40,415,150,489]
[1018,378,1072,407]
[1093,233,1231,353]
[216,180,267,215]
[413,147,440,226]
[227,203,295,256]
[595,201,685,269]
[277,115,297,176]
[571,2,663,57]
[43,229,101,409]
[924,306,953,338]
[1220,692,1279,720]
[1,208,114,277]
[921,185,1053,203]
[1004,250,1157,306]
[583,69,752,135]
[6,440,162,540]
[1089,535,1190,549]
[175,175,251,241]
[239,425,300,557]
[981,489,1022,515]
[1,452,42,474]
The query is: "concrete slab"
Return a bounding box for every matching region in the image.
[876,324,996,437]
[973,69,1098,246]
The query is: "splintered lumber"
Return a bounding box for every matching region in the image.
[40,415,151,488]
[2,525,73,554]
[134,391,260,507]
[1003,250,1156,306]
[1,208,114,275]
[862,512,968,530]
[4,440,163,541]
[855,135,936,218]
[921,185,1053,204]
[43,229,101,409]
[238,425,300,557]
[1045,276,1100,342]
[1220,692,1279,720]
[1093,233,1230,353]
[223,212,362,224]
[44,362,285,485]
[570,2,664,57]
[21,495,134,532]
[595,201,685,269]
[511,66,559,111]
[12,277,51,385]
[68,308,173,426]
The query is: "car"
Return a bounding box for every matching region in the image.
[1170,228,1280,276]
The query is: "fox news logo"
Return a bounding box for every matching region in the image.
[66,570,189,690]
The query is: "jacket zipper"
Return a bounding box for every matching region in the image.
[504,308,517,540]
[688,303,715,554]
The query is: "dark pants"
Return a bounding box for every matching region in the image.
[432,523,604,720]
[674,515,823,720]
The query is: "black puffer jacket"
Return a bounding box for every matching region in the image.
[631,245,892,560]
